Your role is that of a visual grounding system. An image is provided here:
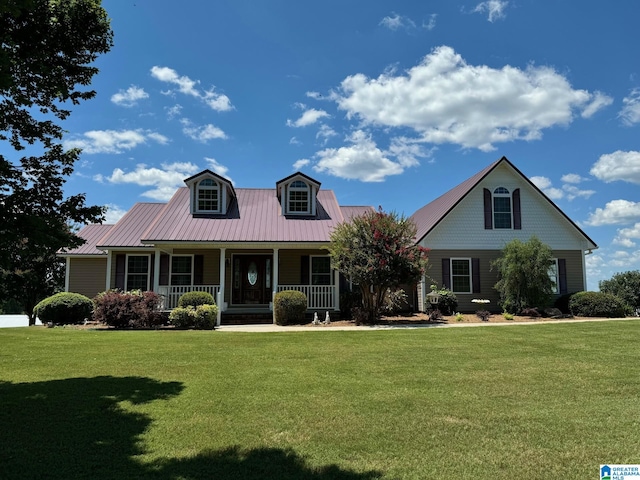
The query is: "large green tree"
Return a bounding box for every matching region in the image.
[599,270,640,313]
[0,0,113,324]
[328,208,429,324]
[491,236,555,313]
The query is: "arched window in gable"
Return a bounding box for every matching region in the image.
[197,178,219,213]
[493,186,512,229]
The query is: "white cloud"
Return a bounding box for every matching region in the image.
[180,119,227,142]
[306,91,324,100]
[334,46,601,151]
[287,108,330,127]
[619,88,640,125]
[423,14,437,31]
[581,91,613,118]
[380,13,416,31]
[293,159,310,170]
[529,176,564,200]
[289,136,301,145]
[150,66,233,112]
[388,137,432,167]
[591,150,640,184]
[562,184,595,201]
[613,222,640,248]
[561,173,587,184]
[313,130,404,182]
[100,162,200,201]
[473,0,509,22]
[586,199,640,226]
[316,124,338,145]
[111,85,149,107]
[166,104,183,119]
[104,204,128,224]
[64,129,168,154]
[204,157,234,184]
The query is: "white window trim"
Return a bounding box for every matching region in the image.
[492,186,513,230]
[195,179,221,214]
[549,258,559,294]
[170,254,194,286]
[125,253,151,291]
[287,180,311,215]
[310,255,333,286]
[450,257,472,294]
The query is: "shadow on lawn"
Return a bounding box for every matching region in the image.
[0,376,381,479]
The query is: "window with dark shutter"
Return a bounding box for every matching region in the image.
[442,258,451,289]
[300,255,310,284]
[472,258,481,294]
[483,189,493,229]
[115,254,126,290]
[513,188,521,230]
[558,259,567,294]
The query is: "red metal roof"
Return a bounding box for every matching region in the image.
[97,203,167,248]
[60,224,113,255]
[340,206,375,221]
[142,188,347,243]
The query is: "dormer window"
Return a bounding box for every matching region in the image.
[288,180,310,213]
[276,172,321,216]
[185,169,235,216]
[197,178,220,213]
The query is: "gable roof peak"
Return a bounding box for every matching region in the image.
[276,171,321,190]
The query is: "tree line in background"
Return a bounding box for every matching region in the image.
[0,0,113,323]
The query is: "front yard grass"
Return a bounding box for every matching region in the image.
[1,321,638,479]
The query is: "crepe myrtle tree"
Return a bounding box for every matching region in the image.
[328,208,429,324]
[0,0,113,323]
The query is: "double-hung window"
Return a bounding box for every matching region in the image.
[171,256,193,286]
[311,256,332,285]
[196,178,219,213]
[288,180,309,214]
[493,187,512,229]
[126,255,150,291]
[451,258,472,294]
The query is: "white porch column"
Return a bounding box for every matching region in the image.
[419,274,427,312]
[105,250,113,291]
[218,247,226,311]
[272,248,279,294]
[65,257,70,292]
[153,249,161,292]
[334,269,340,311]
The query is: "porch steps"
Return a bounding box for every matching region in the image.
[220,312,274,325]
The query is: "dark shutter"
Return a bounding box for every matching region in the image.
[149,254,155,291]
[483,188,493,229]
[115,254,126,290]
[472,258,481,294]
[159,254,169,285]
[558,259,567,295]
[301,255,310,284]
[194,255,204,285]
[513,188,522,230]
[442,258,451,290]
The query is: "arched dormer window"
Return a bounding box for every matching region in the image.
[493,187,511,229]
[288,180,310,214]
[197,178,220,213]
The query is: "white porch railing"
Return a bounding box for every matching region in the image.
[158,285,220,309]
[276,285,337,310]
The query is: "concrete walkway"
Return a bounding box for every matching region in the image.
[216,316,639,332]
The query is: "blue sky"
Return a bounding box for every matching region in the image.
[47,0,640,290]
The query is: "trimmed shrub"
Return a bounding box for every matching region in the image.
[274,290,307,325]
[169,304,218,330]
[435,288,458,316]
[34,292,93,325]
[177,291,215,308]
[93,290,164,328]
[569,291,632,318]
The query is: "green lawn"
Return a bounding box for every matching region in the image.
[1,322,639,479]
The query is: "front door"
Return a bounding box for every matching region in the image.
[232,255,272,305]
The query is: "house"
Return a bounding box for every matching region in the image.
[411,156,597,312]
[60,156,597,320]
[60,170,373,322]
